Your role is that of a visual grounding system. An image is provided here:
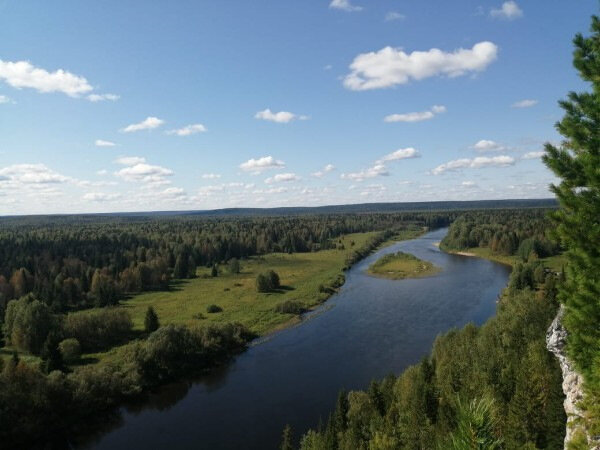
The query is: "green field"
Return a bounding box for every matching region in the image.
[444,246,567,271]
[368,251,440,280]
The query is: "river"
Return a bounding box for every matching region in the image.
[82,227,510,449]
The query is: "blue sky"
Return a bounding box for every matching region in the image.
[0,0,597,214]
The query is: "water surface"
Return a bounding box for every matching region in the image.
[84,228,510,449]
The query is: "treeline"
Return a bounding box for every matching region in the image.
[297,235,565,449]
[0,213,452,315]
[441,209,560,258]
[0,321,254,448]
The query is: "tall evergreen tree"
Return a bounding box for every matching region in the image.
[543,16,600,387]
[281,424,294,450]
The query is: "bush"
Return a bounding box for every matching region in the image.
[256,270,281,292]
[63,308,132,352]
[274,301,305,315]
[206,304,223,313]
[144,306,160,333]
[58,338,81,363]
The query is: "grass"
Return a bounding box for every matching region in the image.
[368,251,440,280]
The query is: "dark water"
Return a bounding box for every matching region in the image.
[83,228,510,450]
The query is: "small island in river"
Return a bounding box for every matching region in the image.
[367,251,440,280]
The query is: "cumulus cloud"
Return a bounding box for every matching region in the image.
[522,151,545,160]
[254,109,308,123]
[512,99,538,108]
[0,164,70,184]
[114,156,146,166]
[490,1,523,20]
[385,12,405,21]
[115,163,173,183]
[377,147,420,162]
[0,95,11,104]
[312,164,336,178]
[343,42,498,90]
[166,123,207,136]
[0,59,93,97]
[159,187,186,198]
[384,105,446,123]
[121,116,164,133]
[202,173,221,179]
[83,192,122,202]
[432,155,515,175]
[329,0,362,12]
[471,139,504,152]
[461,181,477,187]
[341,164,389,181]
[264,173,301,184]
[87,93,119,102]
[95,139,116,147]
[239,156,285,173]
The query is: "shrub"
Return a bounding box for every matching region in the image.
[206,304,223,313]
[63,308,132,352]
[144,306,160,333]
[58,338,81,363]
[274,301,305,315]
[256,270,281,292]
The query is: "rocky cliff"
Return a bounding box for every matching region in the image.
[547,305,600,449]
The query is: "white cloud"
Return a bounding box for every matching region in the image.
[83,192,121,202]
[114,156,146,166]
[312,164,336,178]
[384,105,446,123]
[239,156,285,173]
[522,151,545,160]
[490,1,523,20]
[87,93,119,102]
[512,99,538,108]
[202,173,221,179]
[166,123,207,136]
[471,139,504,152]
[432,155,515,175]
[343,41,498,91]
[329,0,362,12]
[115,163,173,183]
[254,108,308,123]
[461,181,477,187]
[0,59,93,97]
[121,116,164,133]
[96,169,108,176]
[0,95,11,104]
[378,147,420,162]
[159,187,186,198]
[324,64,333,71]
[385,11,405,21]
[341,164,389,181]
[265,173,301,184]
[95,139,116,147]
[0,164,69,184]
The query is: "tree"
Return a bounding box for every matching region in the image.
[211,264,218,277]
[268,270,281,289]
[41,331,64,373]
[281,424,294,450]
[448,397,503,450]
[3,295,53,354]
[173,254,188,279]
[58,338,81,363]
[144,306,160,333]
[256,273,271,293]
[542,15,600,384]
[228,258,240,274]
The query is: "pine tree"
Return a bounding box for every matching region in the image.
[542,15,600,385]
[281,424,294,450]
[144,306,160,333]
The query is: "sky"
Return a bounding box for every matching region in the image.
[0,0,597,214]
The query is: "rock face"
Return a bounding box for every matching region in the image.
[546,305,600,449]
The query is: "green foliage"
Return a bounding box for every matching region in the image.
[144,306,160,333]
[228,258,241,274]
[542,15,600,434]
[274,300,305,315]
[63,308,132,352]
[256,270,281,292]
[281,424,294,450]
[58,338,81,364]
[368,251,439,280]
[206,304,223,313]
[3,295,54,354]
[447,397,502,450]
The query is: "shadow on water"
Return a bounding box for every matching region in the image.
[76,228,510,450]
